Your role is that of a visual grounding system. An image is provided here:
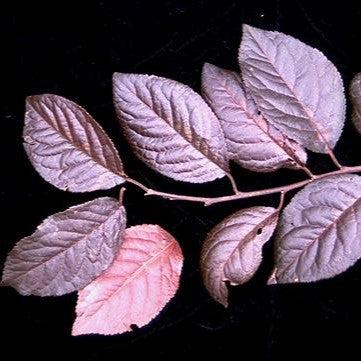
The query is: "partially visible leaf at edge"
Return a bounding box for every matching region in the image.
[201,206,278,307]
[201,63,307,172]
[72,224,183,336]
[275,174,361,283]
[24,94,125,192]
[113,73,228,183]
[350,72,361,134]
[2,197,126,296]
[239,25,345,153]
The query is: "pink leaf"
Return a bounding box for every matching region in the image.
[201,63,307,172]
[2,197,126,296]
[275,174,361,283]
[24,94,125,192]
[350,72,361,134]
[200,207,278,307]
[239,25,345,153]
[72,224,183,336]
[113,73,228,183]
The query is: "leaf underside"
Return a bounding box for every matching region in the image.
[72,224,183,336]
[201,206,278,306]
[2,197,126,296]
[275,174,361,283]
[202,62,307,172]
[113,73,228,183]
[350,72,361,134]
[24,94,125,192]
[239,24,345,153]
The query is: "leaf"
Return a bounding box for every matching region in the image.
[113,73,228,183]
[201,63,307,172]
[200,206,278,307]
[72,224,183,336]
[24,94,125,192]
[239,25,345,153]
[2,197,126,296]
[350,72,361,134]
[275,174,361,283]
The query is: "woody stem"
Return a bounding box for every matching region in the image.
[124,165,361,206]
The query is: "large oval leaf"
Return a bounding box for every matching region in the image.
[201,63,307,172]
[239,25,345,153]
[201,206,278,307]
[275,174,361,283]
[24,94,125,192]
[72,224,183,336]
[2,197,126,296]
[350,72,361,134]
[113,73,228,183]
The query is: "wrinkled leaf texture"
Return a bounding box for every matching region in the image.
[201,207,278,306]
[72,224,183,336]
[2,197,126,296]
[24,94,125,192]
[113,73,228,183]
[239,25,345,153]
[275,175,361,283]
[350,72,361,134]
[201,63,307,172]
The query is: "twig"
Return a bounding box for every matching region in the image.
[119,187,126,203]
[301,166,315,179]
[327,149,343,169]
[225,172,240,194]
[125,165,361,206]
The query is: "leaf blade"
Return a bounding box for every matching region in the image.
[350,72,361,134]
[24,94,125,192]
[72,224,183,336]
[275,174,361,283]
[2,197,126,296]
[201,63,307,172]
[201,206,278,307]
[113,73,228,183]
[239,25,345,153]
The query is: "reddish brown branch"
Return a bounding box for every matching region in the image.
[124,165,361,206]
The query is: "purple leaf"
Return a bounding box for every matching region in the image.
[72,225,183,336]
[24,94,125,192]
[2,197,126,296]
[200,206,278,306]
[275,174,361,283]
[113,73,228,183]
[201,63,307,172]
[239,25,345,153]
[350,72,361,134]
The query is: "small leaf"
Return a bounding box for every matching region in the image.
[350,72,361,134]
[72,224,183,336]
[2,197,126,296]
[200,207,278,307]
[113,73,228,183]
[24,94,125,192]
[201,63,307,172]
[239,25,345,153]
[275,174,361,283]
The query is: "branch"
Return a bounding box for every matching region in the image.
[124,165,361,206]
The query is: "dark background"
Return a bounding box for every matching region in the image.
[2,0,361,359]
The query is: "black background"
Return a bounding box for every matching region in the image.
[2,0,361,360]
